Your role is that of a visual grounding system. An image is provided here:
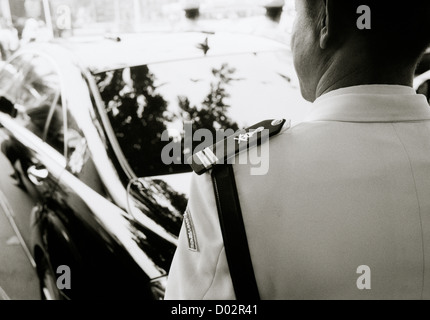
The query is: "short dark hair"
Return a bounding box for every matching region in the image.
[334,0,430,60]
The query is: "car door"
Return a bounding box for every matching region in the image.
[0,52,68,202]
[38,97,169,300]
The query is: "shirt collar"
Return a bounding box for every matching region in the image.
[305,85,430,123]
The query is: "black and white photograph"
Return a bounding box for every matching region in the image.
[1,0,430,307]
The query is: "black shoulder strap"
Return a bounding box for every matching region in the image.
[188,119,289,175]
[188,119,289,300]
[211,164,260,300]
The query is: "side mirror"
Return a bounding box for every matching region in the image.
[0,97,17,118]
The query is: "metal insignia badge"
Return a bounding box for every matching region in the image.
[184,208,198,252]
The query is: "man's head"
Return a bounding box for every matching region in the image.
[291,0,430,102]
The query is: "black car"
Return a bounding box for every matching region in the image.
[0,31,310,300]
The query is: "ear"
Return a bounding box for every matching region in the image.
[320,0,333,50]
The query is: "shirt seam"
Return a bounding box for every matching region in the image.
[201,247,226,300]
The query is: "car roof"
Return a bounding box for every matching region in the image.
[31,32,290,74]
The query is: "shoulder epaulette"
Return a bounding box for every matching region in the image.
[188,119,290,175]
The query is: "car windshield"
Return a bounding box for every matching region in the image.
[94,51,310,178]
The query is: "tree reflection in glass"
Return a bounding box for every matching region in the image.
[179,63,240,136]
[95,63,239,178]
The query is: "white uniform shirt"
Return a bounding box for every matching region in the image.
[165,85,430,300]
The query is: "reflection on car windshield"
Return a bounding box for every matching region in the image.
[94,52,309,178]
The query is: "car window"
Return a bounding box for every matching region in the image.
[64,106,105,193]
[17,55,60,108]
[43,99,64,154]
[5,54,66,155]
[65,108,88,173]
[0,53,34,102]
[94,51,310,178]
